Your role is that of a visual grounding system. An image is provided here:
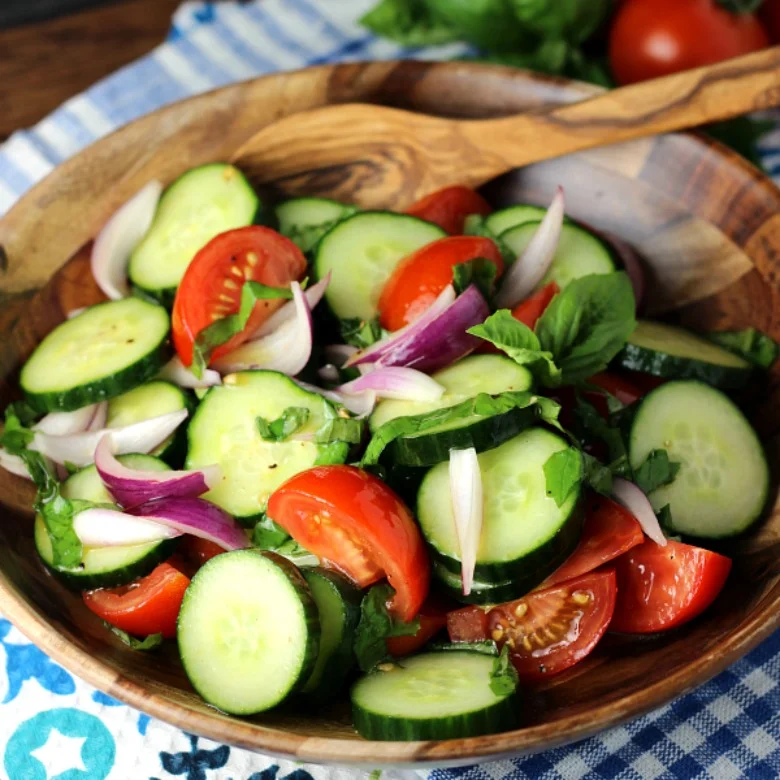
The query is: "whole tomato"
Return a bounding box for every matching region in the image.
[609,0,769,85]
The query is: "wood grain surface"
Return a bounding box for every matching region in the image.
[0,61,777,766]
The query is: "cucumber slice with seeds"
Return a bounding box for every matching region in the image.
[314,211,446,320]
[351,651,518,740]
[629,381,769,538]
[178,550,320,715]
[129,163,261,304]
[20,298,170,413]
[617,321,753,389]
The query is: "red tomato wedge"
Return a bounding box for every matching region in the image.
[588,372,644,407]
[611,539,731,634]
[378,236,504,332]
[267,465,429,622]
[511,281,560,329]
[83,562,190,639]
[448,570,617,681]
[539,495,644,589]
[172,226,307,366]
[405,185,492,235]
[177,536,225,576]
[386,597,449,657]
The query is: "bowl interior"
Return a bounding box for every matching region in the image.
[0,61,778,766]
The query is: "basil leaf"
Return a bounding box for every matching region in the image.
[633,449,680,495]
[360,0,460,46]
[252,516,291,549]
[273,538,319,567]
[191,281,295,377]
[707,328,779,370]
[463,215,515,265]
[468,309,561,385]
[581,451,613,496]
[361,391,560,466]
[572,395,630,476]
[489,644,519,696]
[452,257,499,300]
[508,0,611,44]
[656,504,675,533]
[354,584,420,671]
[543,447,582,507]
[535,272,637,385]
[256,406,310,442]
[315,415,364,445]
[340,316,383,349]
[105,624,163,651]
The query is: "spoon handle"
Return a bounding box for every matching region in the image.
[471,47,780,169]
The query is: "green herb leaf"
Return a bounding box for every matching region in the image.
[252,515,291,549]
[489,644,519,696]
[283,207,358,254]
[191,281,295,377]
[656,504,675,533]
[463,215,515,265]
[361,391,560,466]
[315,415,364,445]
[354,584,420,672]
[543,447,582,507]
[340,316,383,349]
[427,640,499,656]
[508,0,611,44]
[256,406,310,442]
[581,451,613,496]
[707,328,779,370]
[452,257,499,300]
[633,449,680,495]
[273,538,319,567]
[105,624,163,651]
[535,272,637,385]
[360,0,460,46]
[468,309,561,385]
[715,0,764,14]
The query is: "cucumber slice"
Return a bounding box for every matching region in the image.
[432,562,520,606]
[107,380,192,466]
[275,197,355,253]
[35,454,177,589]
[370,355,535,467]
[301,568,362,698]
[20,298,170,413]
[485,204,550,236]
[314,211,446,320]
[351,651,518,740]
[186,371,349,524]
[500,221,616,291]
[128,163,261,304]
[177,549,320,715]
[418,428,582,581]
[629,381,769,538]
[617,321,753,389]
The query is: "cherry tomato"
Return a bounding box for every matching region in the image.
[378,236,504,332]
[405,185,492,235]
[539,496,644,589]
[611,539,731,634]
[609,0,769,86]
[172,226,307,366]
[760,0,780,43]
[447,571,617,681]
[83,562,190,639]
[267,465,429,622]
[386,597,449,656]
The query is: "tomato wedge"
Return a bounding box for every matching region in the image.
[83,562,190,639]
[386,596,449,657]
[511,281,560,329]
[539,495,644,589]
[172,226,307,366]
[378,236,504,332]
[267,465,429,622]
[611,539,731,634]
[405,185,492,235]
[448,570,617,681]
[177,536,225,576]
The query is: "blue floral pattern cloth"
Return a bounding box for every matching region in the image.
[0,2,779,778]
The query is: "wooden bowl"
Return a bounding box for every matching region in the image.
[0,61,778,767]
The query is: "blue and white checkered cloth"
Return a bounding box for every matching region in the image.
[0,2,778,778]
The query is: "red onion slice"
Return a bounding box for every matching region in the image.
[449,447,483,596]
[33,403,106,436]
[91,180,163,300]
[158,356,222,389]
[494,187,565,309]
[337,366,445,402]
[324,343,358,366]
[95,435,220,508]
[73,507,181,547]
[30,409,188,467]
[295,380,377,418]
[611,477,667,547]
[212,282,312,376]
[346,285,456,367]
[250,273,330,340]
[87,402,108,432]
[129,496,249,551]
[0,449,31,480]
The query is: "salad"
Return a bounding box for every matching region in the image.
[1,164,776,741]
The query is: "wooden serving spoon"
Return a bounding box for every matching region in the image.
[234,47,780,209]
